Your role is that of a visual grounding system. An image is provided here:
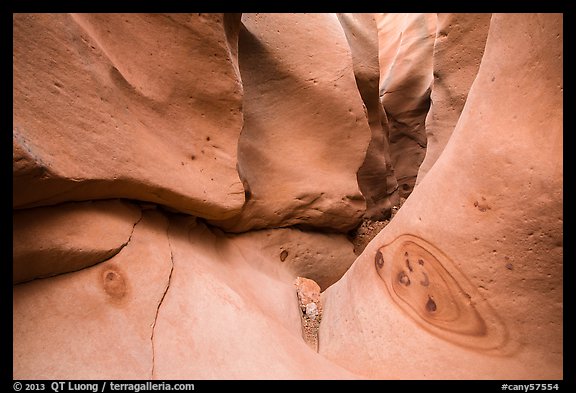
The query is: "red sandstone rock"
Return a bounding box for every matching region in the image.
[337,13,399,220]
[13,199,141,284]
[416,13,491,184]
[294,276,321,305]
[209,13,371,233]
[13,13,244,219]
[376,13,436,197]
[227,227,356,291]
[13,210,173,379]
[151,217,357,379]
[13,209,358,379]
[12,12,563,380]
[319,13,563,379]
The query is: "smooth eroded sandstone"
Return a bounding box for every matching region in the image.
[337,13,399,220]
[12,12,563,381]
[13,199,142,284]
[320,13,562,379]
[152,217,357,379]
[209,13,372,233]
[416,13,491,184]
[376,13,436,197]
[227,227,356,291]
[13,13,244,219]
[13,210,173,379]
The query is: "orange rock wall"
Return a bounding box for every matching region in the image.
[376,13,436,197]
[319,13,563,379]
[13,13,563,380]
[416,13,491,183]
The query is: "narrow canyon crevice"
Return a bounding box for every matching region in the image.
[294,276,323,352]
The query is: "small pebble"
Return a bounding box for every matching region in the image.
[305,302,318,320]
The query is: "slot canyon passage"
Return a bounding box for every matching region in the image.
[12,13,563,380]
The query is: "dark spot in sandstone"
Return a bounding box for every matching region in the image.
[398,271,411,286]
[420,272,430,287]
[375,250,384,269]
[102,268,127,300]
[406,259,413,272]
[426,296,437,313]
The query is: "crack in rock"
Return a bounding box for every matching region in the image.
[15,207,144,285]
[150,225,174,379]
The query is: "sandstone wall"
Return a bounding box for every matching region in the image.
[13,13,563,380]
[209,13,372,233]
[338,13,399,220]
[13,13,245,220]
[376,13,436,197]
[416,13,491,184]
[319,13,563,379]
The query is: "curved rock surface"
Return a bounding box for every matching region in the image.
[337,13,399,220]
[416,13,491,184]
[227,227,356,291]
[13,13,244,219]
[152,217,356,379]
[209,13,371,233]
[13,210,173,379]
[13,207,358,379]
[319,13,563,379]
[376,13,436,197]
[13,199,141,284]
[13,12,563,381]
